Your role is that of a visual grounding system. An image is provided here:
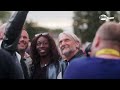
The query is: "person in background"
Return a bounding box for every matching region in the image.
[63,22,120,79]
[30,33,63,79]
[58,31,84,77]
[17,27,32,79]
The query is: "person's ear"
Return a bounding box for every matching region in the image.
[76,41,80,49]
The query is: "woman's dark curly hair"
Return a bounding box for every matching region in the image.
[30,33,61,65]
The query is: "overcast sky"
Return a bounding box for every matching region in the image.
[26,11,74,32]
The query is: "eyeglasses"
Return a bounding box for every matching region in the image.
[35,33,49,37]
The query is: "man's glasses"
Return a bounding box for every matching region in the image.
[35,33,49,37]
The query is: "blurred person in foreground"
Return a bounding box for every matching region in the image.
[0,11,29,79]
[0,49,24,79]
[0,24,32,79]
[63,22,120,79]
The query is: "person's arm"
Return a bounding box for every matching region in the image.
[1,11,29,53]
[0,49,24,79]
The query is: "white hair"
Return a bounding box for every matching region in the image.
[0,23,7,33]
[59,31,82,49]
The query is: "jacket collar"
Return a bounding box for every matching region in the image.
[68,49,84,62]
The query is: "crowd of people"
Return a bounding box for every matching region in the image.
[0,11,120,79]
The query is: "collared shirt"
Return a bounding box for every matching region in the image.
[67,50,84,64]
[16,52,21,63]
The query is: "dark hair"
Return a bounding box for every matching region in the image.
[30,33,60,65]
[85,43,92,57]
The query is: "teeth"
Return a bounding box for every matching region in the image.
[40,50,45,52]
[19,43,25,45]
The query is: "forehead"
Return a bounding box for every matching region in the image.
[59,33,72,41]
[37,36,48,42]
[21,30,29,37]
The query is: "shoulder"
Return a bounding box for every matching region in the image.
[59,59,65,64]
[70,57,89,64]
[24,52,30,58]
[0,49,12,59]
[0,49,14,67]
[63,57,91,79]
[68,57,95,69]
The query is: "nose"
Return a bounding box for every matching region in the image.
[60,40,66,47]
[40,43,45,47]
[20,37,24,41]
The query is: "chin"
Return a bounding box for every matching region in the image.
[19,48,25,51]
[40,53,47,57]
[62,51,70,56]
[40,55,47,57]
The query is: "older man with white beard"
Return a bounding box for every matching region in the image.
[58,31,84,78]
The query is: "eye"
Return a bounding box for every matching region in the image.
[44,42,49,45]
[37,42,41,46]
[65,39,70,42]
[59,41,62,45]
[22,36,27,39]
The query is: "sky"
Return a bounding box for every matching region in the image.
[26,11,74,32]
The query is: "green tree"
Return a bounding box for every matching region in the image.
[25,21,64,44]
[25,21,49,41]
[49,28,63,41]
[51,28,63,34]
[0,11,11,23]
[73,11,119,43]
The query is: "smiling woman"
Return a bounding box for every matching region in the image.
[30,32,65,79]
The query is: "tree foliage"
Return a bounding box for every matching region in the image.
[25,21,63,41]
[0,11,11,23]
[25,21,49,41]
[73,11,119,43]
